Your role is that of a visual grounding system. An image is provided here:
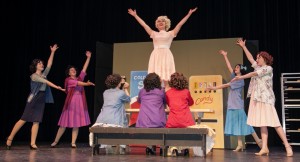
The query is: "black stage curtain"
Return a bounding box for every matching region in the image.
[1,0,300,145]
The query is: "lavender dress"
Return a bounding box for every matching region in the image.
[136,88,166,128]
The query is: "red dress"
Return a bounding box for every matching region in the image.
[165,88,195,128]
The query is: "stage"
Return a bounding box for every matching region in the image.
[0,143,297,162]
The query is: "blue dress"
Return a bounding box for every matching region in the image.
[95,88,131,127]
[224,73,255,136]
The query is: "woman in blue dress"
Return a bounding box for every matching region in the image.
[206,50,261,151]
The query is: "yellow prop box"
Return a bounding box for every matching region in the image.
[189,75,224,148]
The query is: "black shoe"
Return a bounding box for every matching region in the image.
[146,147,155,155]
[30,144,38,150]
[6,138,12,150]
[183,149,189,156]
[172,149,179,156]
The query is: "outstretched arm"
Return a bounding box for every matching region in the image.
[128,8,153,36]
[205,83,230,91]
[45,80,65,92]
[47,44,59,68]
[231,71,257,82]
[236,38,256,64]
[82,51,91,73]
[219,50,233,73]
[77,80,95,87]
[172,7,197,36]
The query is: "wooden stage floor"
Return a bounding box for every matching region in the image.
[0,142,298,162]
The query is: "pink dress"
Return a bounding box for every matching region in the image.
[58,71,91,128]
[148,30,176,81]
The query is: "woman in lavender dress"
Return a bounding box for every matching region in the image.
[136,72,166,155]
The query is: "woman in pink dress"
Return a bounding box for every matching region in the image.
[51,51,95,148]
[128,7,197,85]
[232,38,293,157]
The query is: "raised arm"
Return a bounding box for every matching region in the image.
[219,50,233,73]
[128,8,153,36]
[82,51,91,73]
[172,7,197,36]
[47,44,59,68]
[123,82,130,97]
[236,38,255,64]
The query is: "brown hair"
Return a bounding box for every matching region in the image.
[143,73,162,92]
[168,72,188,90]
[29,59,44,74]
[105,74,122,89]
[257,51,273,66]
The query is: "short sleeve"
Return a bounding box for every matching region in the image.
[137,89,143,103]
[186,90,194,106]
[31,74,47,83]
[42,67,51,76]
[150,31,155,38]
[120,91,131,103]
[169,30,176,38]
[251,61,258,69]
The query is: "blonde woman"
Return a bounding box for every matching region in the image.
[128,7,197,86]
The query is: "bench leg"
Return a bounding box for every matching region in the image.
[162,146,168,157]
[93,144,101,155]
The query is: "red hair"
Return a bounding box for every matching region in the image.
[257,51,273,66]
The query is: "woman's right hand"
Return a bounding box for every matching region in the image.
[128,8,137,17]
[123,82,130,89]
[219,50,227,56]
[236,38,246,48]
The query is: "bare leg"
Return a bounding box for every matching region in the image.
[274,126,293,156]
[233,136,243,151]
[71,128,79,147]
[31,122,39,148]
[255,126,269,156]
[51,127,66,146]
[7,120,26,146]
[251,132,262,148]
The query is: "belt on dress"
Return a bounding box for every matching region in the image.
[154,45,169,49]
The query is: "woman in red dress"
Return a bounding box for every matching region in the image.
[165,72,195,156]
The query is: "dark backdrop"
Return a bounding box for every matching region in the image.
[1,0,299,145]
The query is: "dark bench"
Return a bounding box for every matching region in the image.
[89,126,209,157]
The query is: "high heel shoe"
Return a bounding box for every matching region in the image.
[50,141,59,148]
[285,145,293,157]
[146,147,155,155]
[30,144,38,150]
[171,149,179,157]
[183,149,189,156]
[255,148,269,156]
[233,145,243,152]
[6,138,12,150]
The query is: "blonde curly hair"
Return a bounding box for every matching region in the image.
[155,16,171,31]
